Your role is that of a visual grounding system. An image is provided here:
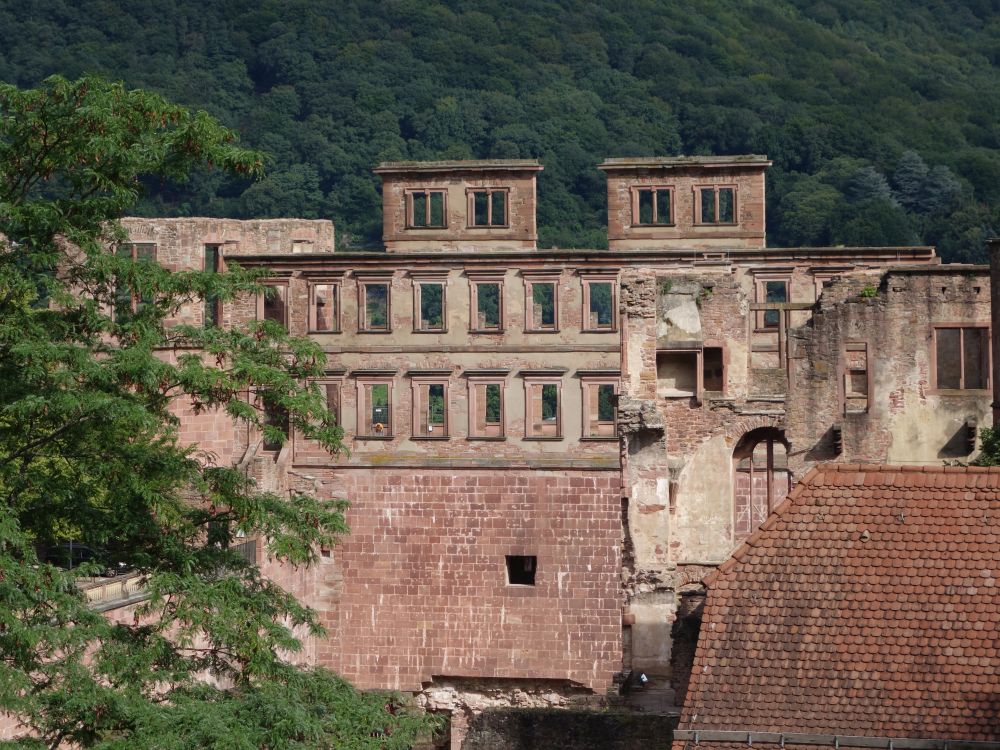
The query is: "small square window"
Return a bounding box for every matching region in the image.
[584,279,616,331]
[408,190,447,228]
[468,188,509,227]
[309,283,339,332]
[415,281,446,331]
[360,282,390,332]
[526,279,558,331]
[506,555,536,586]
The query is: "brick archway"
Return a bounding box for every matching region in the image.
[722,414,785,444]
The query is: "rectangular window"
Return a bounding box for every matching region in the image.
[114,242,157,323]
[698,186,737,224]
[360,282,390,332]
[414,381,448,438]
[468,188,509,227]
[409,190,446,228]
[310,283,339,332]
[260,284,288,330]
[262,401,289,452]
[583,380,618,439]
[761,280,788,328]
[585,280,616,331]
[359,381,392,437]
[634,187,673,225]
[935,327,989,390]
[472,281,503,331]
[204,245,221,328]
[703,346,725,392]
[526,280,558,331]
[324,382,341,427]
[526,380,561,438]
[506,555,536,586]
[416,281,445,331]
[470,380,505,439]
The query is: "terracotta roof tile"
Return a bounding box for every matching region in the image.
[680,463,1000,742]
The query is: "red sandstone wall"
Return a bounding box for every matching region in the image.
[308,467,622,693]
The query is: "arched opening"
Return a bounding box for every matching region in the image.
[733,428,790,537]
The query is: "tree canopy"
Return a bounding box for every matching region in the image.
[0,75,435,748]
[0,0,996,259]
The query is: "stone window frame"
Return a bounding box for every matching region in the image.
[693,183,738,226]
[114,241,157,322]
[579,373,619,441]
[580,270,618,333]
[466,186,510,228]
[467,270,506,333]
[307,278,342,333]
[522,371,565,441]
[409,371,452,441]
[841,341,871,415]
[405,188,448,229]
[522,271,561,334]
[203,244,224,328]
[753,272,792,331]
[630,185,675,227]
[930,323,991,393]
[702,342,728,396]
[410,271,448,333]
[354,371,396,440]
[355,271,393,334]
[256,279,289,331]
[317,372,346,433]
[466,370,508,441]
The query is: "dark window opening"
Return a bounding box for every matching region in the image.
[597,384,615,422]
[262,402,289,452]
[635,187,672,225]
[204,245,221,328]
[485,384,502,424]
[763,281,788,328]
[700,186,736,224]
[506,555,536,586]
[470,189,507,227]
[703,347,724,392]
[541,384,558,421]
[410,190,446,228]
[366,383,390,436]
[531,282,556,329]
[363,284,389,331]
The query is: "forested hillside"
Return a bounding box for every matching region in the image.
[2,0,998,258]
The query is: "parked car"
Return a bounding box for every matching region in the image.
[41,543,129,577]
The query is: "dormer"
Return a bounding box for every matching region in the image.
[598,155,771,251]
[374,160,542,253]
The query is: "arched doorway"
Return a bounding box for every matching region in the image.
[733,428,790,537]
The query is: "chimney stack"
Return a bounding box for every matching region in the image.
[989,238,1000,429]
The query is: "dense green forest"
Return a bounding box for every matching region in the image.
[1,0,998,259]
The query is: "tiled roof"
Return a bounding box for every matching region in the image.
[680,464,1000,742]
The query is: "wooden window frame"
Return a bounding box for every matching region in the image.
[357,278,392,333]
[631,186,674,226]
[930,324,991,392]
[355,377,394,440]
[410,377,450,440]
[256,280,289,330]
[467,187,511,228]
[580,377,619,441]
[693,184,738,226]
[308,280,341,333]
[405,188,448,229]
[468,376,506,441]
[523,273,560,333]
[582,275,618,332]
[412,275,448,333]
[523,376,563,441]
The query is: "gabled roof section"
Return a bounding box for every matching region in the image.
[683,464,1000,742]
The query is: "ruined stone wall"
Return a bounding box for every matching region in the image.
[301,467,622,695]
[787,268,993,467]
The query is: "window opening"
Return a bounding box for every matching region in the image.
[843,343,869,413]
[470,380,505,439]
[469,189,508,227]
[703,347,724,392]
[635,187,672,225]
[311,283,338,332]
[416,382,448,437]
[763,280,788,328]
[324,382,341,427]
[474,282,502,330]
[506,555,536,586]
[262,285,287,330]
[936,327,989,390]
[526,380,561,438]
[417,282,445,331]
[262,402,289,452]
[733,429,790,537]
[204,245,221,328]
[587,281,615,330]
[409,190,446,228]
[584,381,618,438]
[362,283,390,331]
[699,186,736,224]
[114,242,156,323]
[529,281,557,330]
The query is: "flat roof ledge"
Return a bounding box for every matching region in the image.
[598,155,772,170]
[374,159,543,174]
